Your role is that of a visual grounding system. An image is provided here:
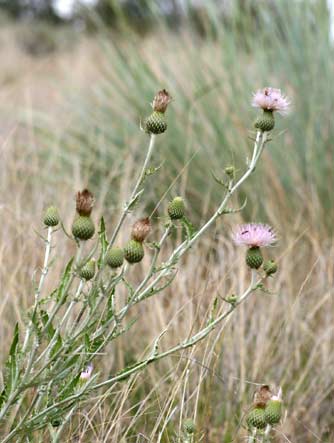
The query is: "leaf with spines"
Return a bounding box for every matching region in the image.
[40,310,56,340]
[181,216,197,241]
[56,258,74,303]
[4,323,20,397]
[98,217,108,269]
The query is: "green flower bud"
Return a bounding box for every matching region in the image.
[79,259,96,281]
[44,206,59,227]
[72,216,95,240]
[124,240,144,264]
[224,166,235,178]
[168,196,185,220]
[254,110,275,132]
[144,111,167,134]
[263,260,278,276]
[183,418,195,435]
[246,407,266,430]
[105,247,124,269]
[264,398,282,425]
[246,247,263,269]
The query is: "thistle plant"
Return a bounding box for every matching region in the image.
[0,88,289,442]
[246,386,283,443]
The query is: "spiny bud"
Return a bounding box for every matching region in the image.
[168,196,185,220]
[76,189,94,216]
[225,294,238,305]
[144,112,167,134]
[246,407,266,430]
[79,259,96,281]
[105,247,124,269]
[254,110,275,132]
[183,419,195,435]
[246,247,263,269]
[144,89,172,134]
[72,216,95,240]
[44,206,59,227]
[224,166,235,178]
[263,260,278,276]
[131,217,151,242]
[124,240,144,264]
[264,397,282,425]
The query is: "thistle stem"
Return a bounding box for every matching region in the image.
[108,134,156,249]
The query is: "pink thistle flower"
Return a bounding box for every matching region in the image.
[232,223,277,248]
[252,87,290,115]
[80,363,93,380]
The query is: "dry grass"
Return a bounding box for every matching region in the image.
[0,21,333,443]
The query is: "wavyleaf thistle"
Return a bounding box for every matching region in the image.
[252,87,290,132]
[144,89,172,134]
[72,189,95,240]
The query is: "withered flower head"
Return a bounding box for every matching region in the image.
[253,385,272,408]
[152,89,172,113]
[76,189,95,216]
[131,217,151,242]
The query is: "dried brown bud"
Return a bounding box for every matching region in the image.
[152,89,172,113]
[76,189,94,216]
[253,385,272,408]
[131,217,151,242]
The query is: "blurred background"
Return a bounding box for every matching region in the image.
[0,1,333,442]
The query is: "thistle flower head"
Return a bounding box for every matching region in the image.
[76,189,94,216]
[152,89,172,113]
[252,87,290,115]
[233,223,277,248]
[80,363,93,380]
[131,217,151,242]
[253,385,272,408]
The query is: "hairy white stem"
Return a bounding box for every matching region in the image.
[22,226,53,352]
[108,134,156,249]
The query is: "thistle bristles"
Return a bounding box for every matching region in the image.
[76,189,94,216]
[152,89,172,113]
[131,217,151,242]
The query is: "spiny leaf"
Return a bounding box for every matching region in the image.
[40,310,56,340]
[56,258,74,303]
[98,217,108,269]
